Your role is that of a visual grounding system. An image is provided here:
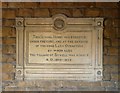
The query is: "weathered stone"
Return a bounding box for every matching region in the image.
[103,65,111,73]
[73,2,95,8]
[2,54,16,62]
[104,29,110,38]
[4,87,25,91]
[2,19,15,26]
[91,82,102,87]
[111,74,118,81]
[72,9,84,17]
[1,2,119,91]
[112,19,120,27]
[80,81,92,87]
[2,45,16,54]
[104,39,111,46]
[2,73,13,81]
[34,9,49,17]
[101,81,115,87]
[3,37,16,45]
[17,81,26,87]
[23,2,39,8]
[103,73,111,81]
[2,2,8,8]
[50,9,72,17]
[85,9,100,17]
[103,47,108,55]
[108,47,118,55]
[104,56,118,65]
[103,9,118,18]
[111,39,118,47]
[2,27,16,37]
[2,63,15,73]
[109,28,118,39]
[104,19,113,27]
[86,87,105,91]
[7,2,24,8]
[105,87,118,91]
[16,9,33,17]
[96,2,118,8]
[39,2,95,8]
[60,81,80,88]
[2,9,16,19]
[110,65,118,74]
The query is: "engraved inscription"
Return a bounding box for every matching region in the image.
[28,31,92,64]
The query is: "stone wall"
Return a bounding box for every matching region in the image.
[1,2,119,91]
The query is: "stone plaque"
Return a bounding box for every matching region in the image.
[16,14,103,81]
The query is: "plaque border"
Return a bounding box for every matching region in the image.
[16,14,103,81]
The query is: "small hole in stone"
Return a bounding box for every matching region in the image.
[17,21,22,26]
[97,71,101,75]
[97,21,101,26]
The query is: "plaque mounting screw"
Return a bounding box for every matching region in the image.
[97,21,101,26]
[97,71,101,75]
[54,18,65,31]
[17,70,22,74]
[17,21,22,26]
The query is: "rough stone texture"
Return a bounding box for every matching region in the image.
[2,54,16,63]
[111,39,118,47]
[104,56,118,65]
[1,2,119,91]
[85,8,101,17]
[2,9,16,19]
[95,2,118,8]
[7,2,24,8]
[2,63,15,73]
[2,2,8,8]
[72,9,84,17]
[50,9,72,17]
[23,2,39,8]
[3,37,16,45]
[2,73,13,81]
[39,2,95,8]
[16,9,33,17]
[2,19,15,27]
[2,45,16,54]
[103,47,108,55]
[103,9,118,18]
[34,9,49,17]
[2,27,16,37]
[104,39,111,47]
[108,47,118,56]
[113,19,120,27]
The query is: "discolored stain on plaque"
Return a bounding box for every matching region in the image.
[16,14,103,81]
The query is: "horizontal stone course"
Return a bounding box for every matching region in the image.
[2,45,16,54]
[34,9,49,17]
[2,19,15,27]
[2,9,16,19]
[2,37,16,45]
[2,27,16,37]
[16,9,33,17]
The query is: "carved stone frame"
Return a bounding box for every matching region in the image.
[16,14,103,81]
